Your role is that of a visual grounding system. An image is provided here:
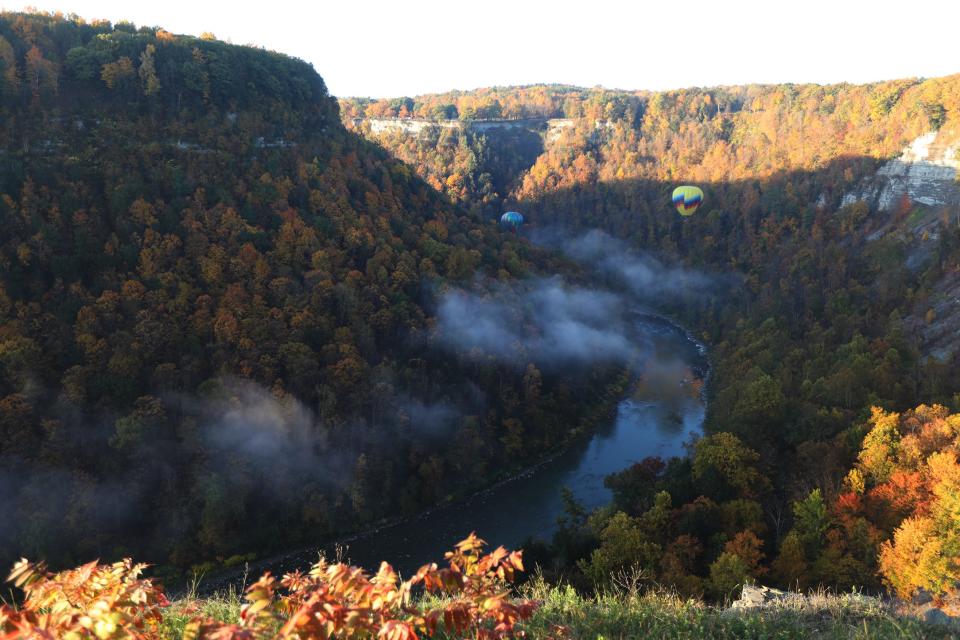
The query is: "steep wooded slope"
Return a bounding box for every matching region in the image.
[0,12,615,574]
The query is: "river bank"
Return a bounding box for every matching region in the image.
[188,313,707,596]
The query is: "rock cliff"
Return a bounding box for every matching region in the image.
[843,128,960,211]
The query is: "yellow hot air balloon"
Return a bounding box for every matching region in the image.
[671,186,703,216]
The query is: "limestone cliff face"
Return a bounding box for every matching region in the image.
[356,117,553,136]
[843,128,960,211]
[850,130,960,362]
[360,118,461,135]
[353,117,582,142]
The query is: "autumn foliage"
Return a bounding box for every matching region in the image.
[863,407,960,598]
[773,405,960,600]
[0,534,537,640]
[0,558,168,639]
[0,11,622,574]
[0,534,537,639]
[349,77,960,603]
[4,9,960,612]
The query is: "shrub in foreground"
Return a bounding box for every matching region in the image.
[0,533,537,639]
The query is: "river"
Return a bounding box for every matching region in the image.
[200,312,705,590]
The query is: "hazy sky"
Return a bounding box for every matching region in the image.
[5,0,959,98]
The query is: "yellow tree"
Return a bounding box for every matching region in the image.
[138,44,160,95]
[24,45,58,100]
[879,451,960,597]
[101,56,134,89]
[0,35,17,95]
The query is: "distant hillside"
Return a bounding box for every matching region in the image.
[347,78,960,607]
[344,77,960,211]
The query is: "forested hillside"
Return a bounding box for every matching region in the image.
[347,79,960,602]
[2,5,959,617]
[0,12,627,577]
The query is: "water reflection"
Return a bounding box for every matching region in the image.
[206,315,706,585]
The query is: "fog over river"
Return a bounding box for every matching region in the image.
[200,311,706,590]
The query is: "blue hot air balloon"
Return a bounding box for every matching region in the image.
[500,211,524,233]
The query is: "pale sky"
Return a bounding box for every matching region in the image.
[5,0,960,98]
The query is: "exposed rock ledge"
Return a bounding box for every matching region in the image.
[350,116,603,142]
[728,584,959,628]
[842,128,960,211]
[352,116,553,136]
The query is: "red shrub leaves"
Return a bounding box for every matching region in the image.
[0,557,168,639]
[0,534,537,639]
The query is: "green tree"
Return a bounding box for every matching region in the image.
[692,432,770,499]
[792,489,830,559]
[580,512,661,585]
[111,396,166,450]
[65,46,97,81]
[707,552,750,601]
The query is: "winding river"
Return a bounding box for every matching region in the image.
[202,313,705,589]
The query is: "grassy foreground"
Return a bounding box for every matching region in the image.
[520,582,951,639]
[161,579,953,639]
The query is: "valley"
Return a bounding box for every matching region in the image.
[0,8,959,638]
